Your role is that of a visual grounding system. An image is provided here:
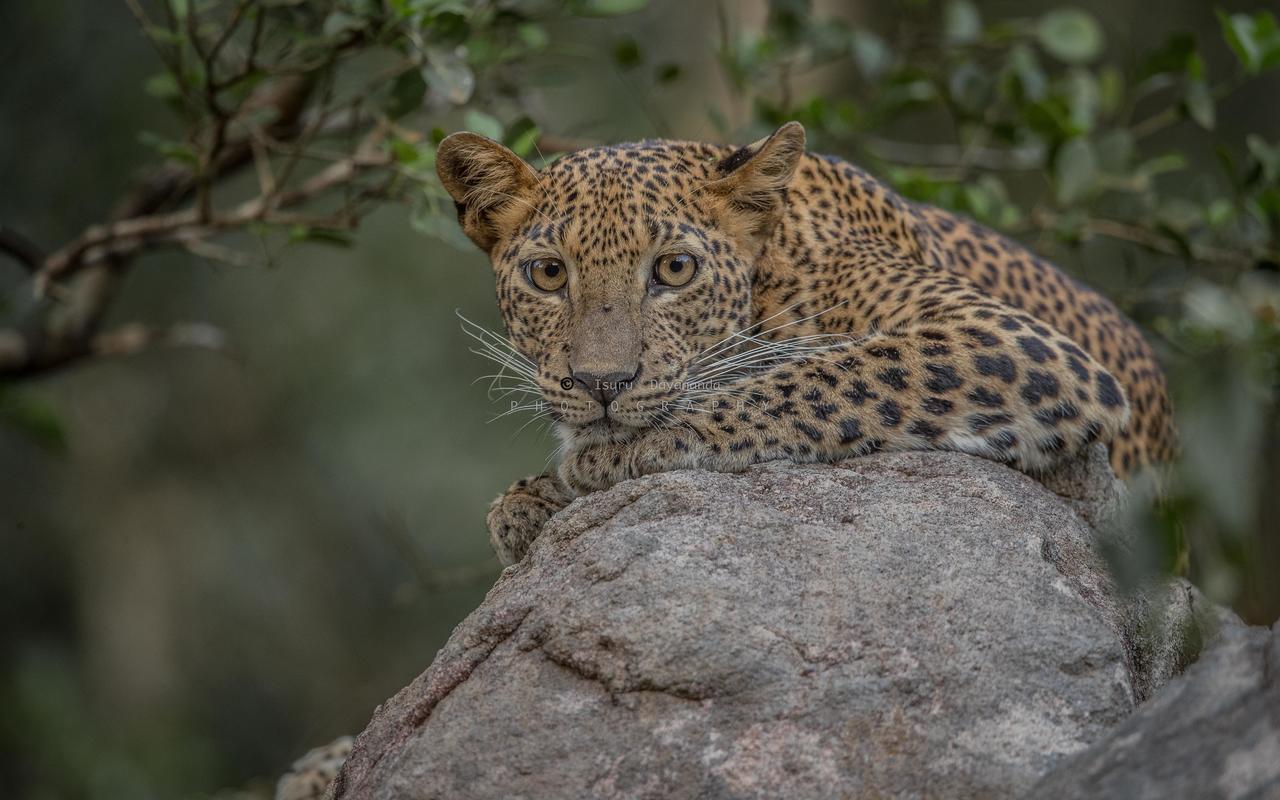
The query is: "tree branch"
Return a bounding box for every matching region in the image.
[0,226,46,273]
[35,132,390,290]
[1031,211,1280,270]
[0,76,315,379]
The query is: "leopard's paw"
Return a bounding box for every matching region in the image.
[559,427,704,495]
[487,473,573,565]
[275,736,352,800]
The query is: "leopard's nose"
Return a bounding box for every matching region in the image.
[571,368,638,406]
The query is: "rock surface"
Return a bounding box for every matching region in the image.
[1033,619,1280,800]
[329,450,1208,800]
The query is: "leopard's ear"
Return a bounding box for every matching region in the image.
[708,121,806,233]
[436,132,540,252]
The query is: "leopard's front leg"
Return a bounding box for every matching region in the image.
[559,428,706,495]
[486,473,574,565]
[561,305,1131,494]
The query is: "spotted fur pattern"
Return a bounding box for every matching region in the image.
[274,736,351,800]
[436,123,1175,566]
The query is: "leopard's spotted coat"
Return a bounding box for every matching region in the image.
[454,122,1174,565]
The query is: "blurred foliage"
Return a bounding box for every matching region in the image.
[0,0,1278,798]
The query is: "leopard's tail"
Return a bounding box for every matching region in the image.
[275,736,353,800]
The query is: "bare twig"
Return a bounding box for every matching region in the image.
[0,226,46,273]
[91,320,232,359]
[180,236,266,269]
[0,75,315,379]
[1032,211,1279,269]
[207,0,250,72]
[1130,78,1246,140]
[35,138,391,290]
[0,3,579,382]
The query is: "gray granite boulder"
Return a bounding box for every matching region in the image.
[1032,620,1280,800]
[329,450,1214,800]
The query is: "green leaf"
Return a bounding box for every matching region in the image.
[655,63,682,83]
[1216,10,1278,74]
[1064,69,1100,133]
[386,70,427,119]
[1137,153,1188,180]
[766,0,810,44]
[948,61,992,114]
[390,138,422,165]
[613,37,642,68]
[1051,208,1089,242]
[1005,43,1046,102]
[962,175,1022,228]
[144,72,181,100]
[0,391,67,453]
[1054,136,1098,205]
[1157,198,1202,231]
[944,0,981,45]
[1246,135,1280,183]
[850,29,892,79]
[322,11,365,38]
[1036,8,1104,64]
[876,72,937,115]
[807,17,854,62]
[138,131,198,166]
[1140,32,1196,80]
[504,117,541,158]
[427,11,470,46]
[464,110,504,141]
[1205,198,1235,228]
[517,23,549,50]
[1184,77,1215,130]
[1094,129,1134,174]
[422,47,475,106]
[1097,66,1124,115]
[574,0,648,16]
[289,226,354,247]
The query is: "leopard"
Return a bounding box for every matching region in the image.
[273,121,1175,799]
[457,120,1175,566]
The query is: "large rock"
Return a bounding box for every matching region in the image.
[1033,620,1280,799]
[329,450,1206,800]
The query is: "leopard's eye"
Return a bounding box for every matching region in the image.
[652,252,697,288]
[526,258,567,293]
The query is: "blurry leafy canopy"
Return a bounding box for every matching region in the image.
[0,0,608,380]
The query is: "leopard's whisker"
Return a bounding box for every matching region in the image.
[696,335,854,371]
[457,310,537,369]
[471,359,540,404]
[489,402,548,422]
[466,343,536,379]
[472,371,541,391]
[691,337,857,381]
[693,300,849,365]
[692,299,811,365]
[511,408,555,439]
[541,432,575,474]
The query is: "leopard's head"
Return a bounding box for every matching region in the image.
[437,122,805,443]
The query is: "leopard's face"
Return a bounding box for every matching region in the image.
[493,145,758,439]
[438,125,805,444]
